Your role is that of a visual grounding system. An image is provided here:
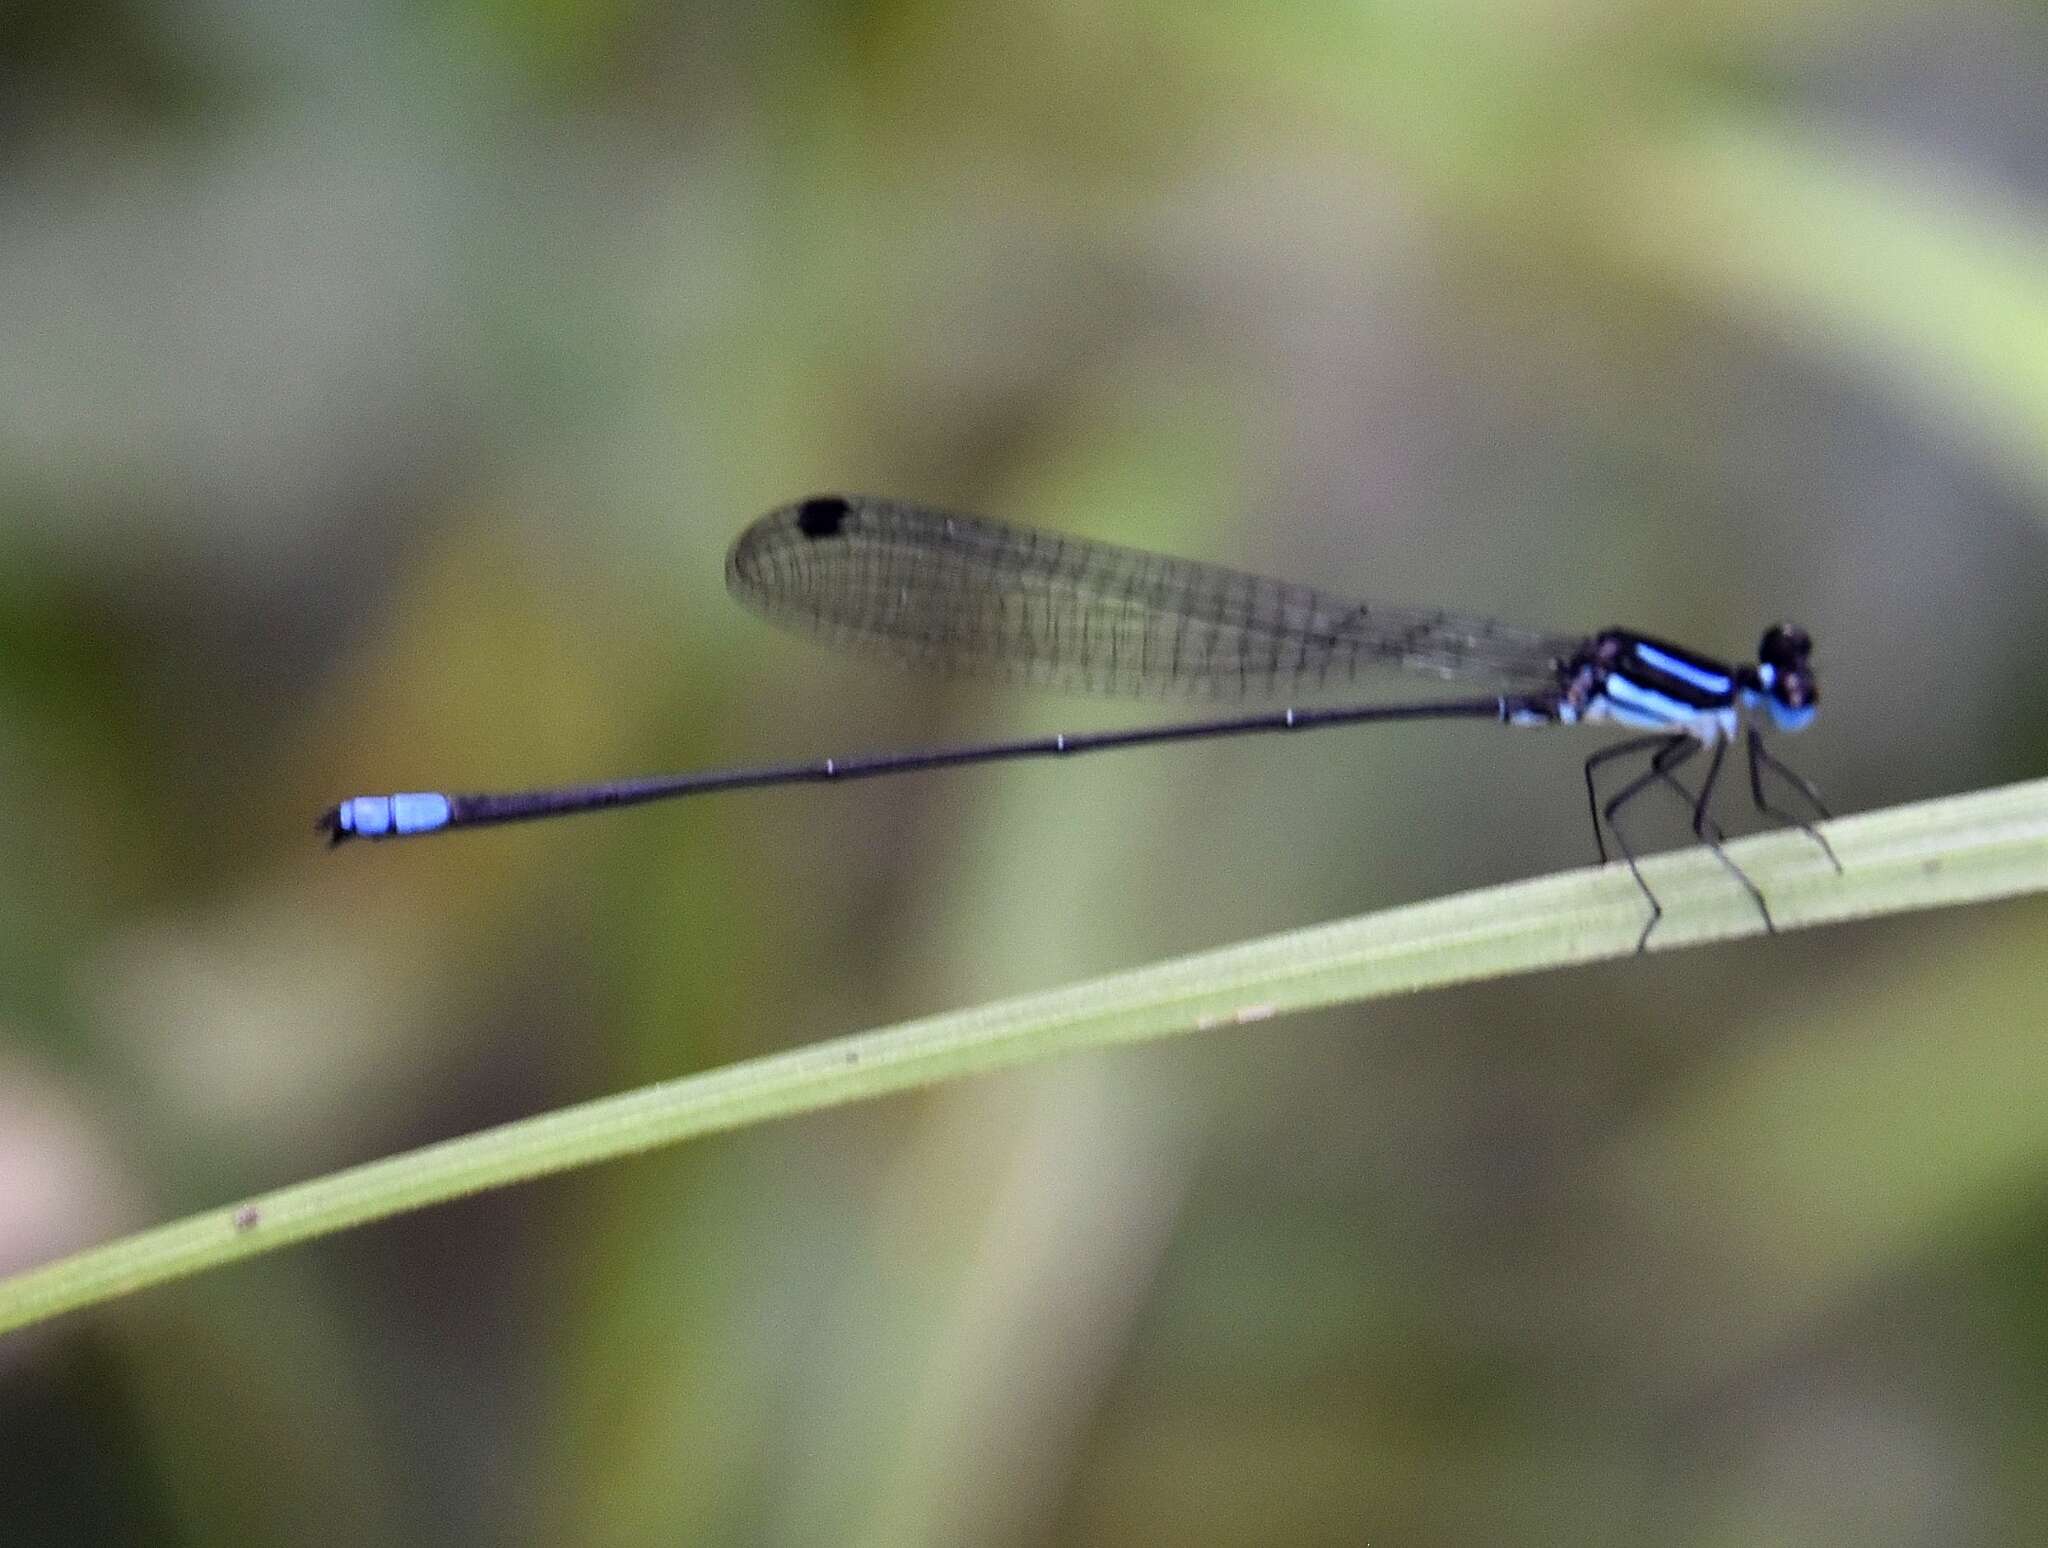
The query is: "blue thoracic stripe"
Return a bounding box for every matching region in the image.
[1601,672,1704,727]
[1629,641,1733,699]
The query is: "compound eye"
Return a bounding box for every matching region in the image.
[1758,623,1812,669]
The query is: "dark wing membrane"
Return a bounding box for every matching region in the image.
[726,495,1572,700]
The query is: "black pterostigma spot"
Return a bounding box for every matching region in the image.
[796,495,852,539]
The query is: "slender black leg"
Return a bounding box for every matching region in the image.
[1748,728,1843,873]
[1659,768,1726,845]
[1582,734,1674,865]
[1584,733,1727,865]
[1599,734,1694,951]
[1690,735,1727,842]
[1688,737,1774,934]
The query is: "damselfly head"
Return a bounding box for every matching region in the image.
[1751,623,1817,730]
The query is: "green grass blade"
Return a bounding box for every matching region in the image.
[5,777,2046,1336]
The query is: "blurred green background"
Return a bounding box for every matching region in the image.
[4,0,2048,1543]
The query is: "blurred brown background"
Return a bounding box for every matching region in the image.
[3,1,2047,1543]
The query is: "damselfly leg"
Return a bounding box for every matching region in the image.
[1583,734,1689,866]
[1590,733,1771,950]
[1747,727,1842,874]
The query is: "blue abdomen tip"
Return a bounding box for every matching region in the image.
[390,792,452,834]
[340,792,451,838]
